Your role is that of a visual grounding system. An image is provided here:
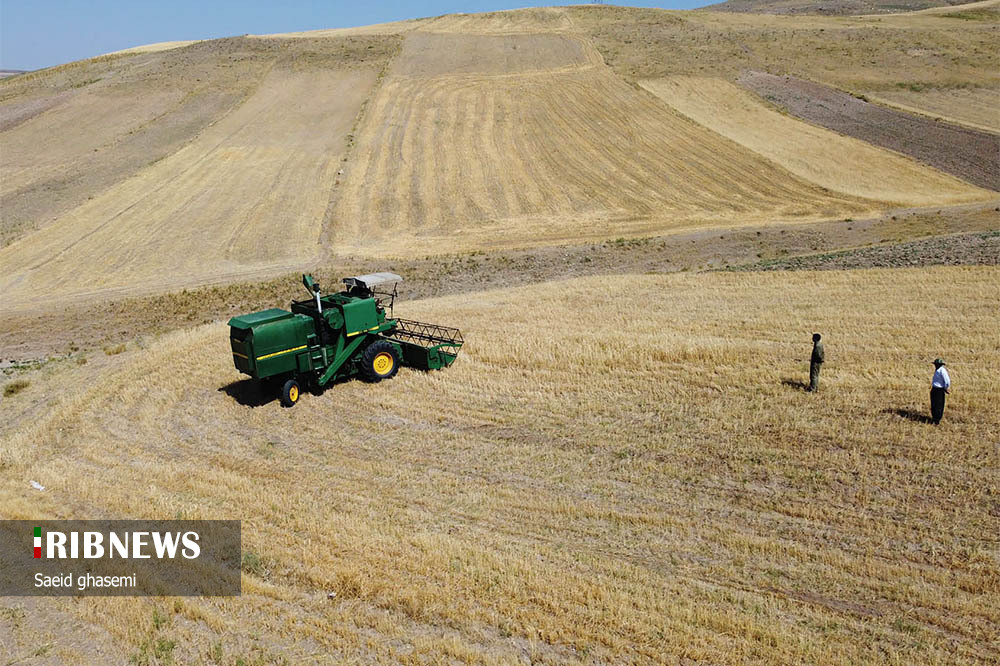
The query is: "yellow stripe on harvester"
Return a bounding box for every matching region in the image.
[256,345,307,361]
[232,351,248,359]
[346,325,380,337]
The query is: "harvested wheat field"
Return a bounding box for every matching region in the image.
[0,67,373,307]
[2,3,1000,664]
[2,268,998,664]
[330,28,877,257]
[4,4,999,306]
[0,36,399,308]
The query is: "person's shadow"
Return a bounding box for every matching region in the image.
[218,379,276,407]
[781,379,810,391]
[885,408,933,424]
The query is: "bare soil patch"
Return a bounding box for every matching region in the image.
[739,71,1000,191]
[729,230,1000,271]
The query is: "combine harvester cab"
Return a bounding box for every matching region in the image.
[228,273,462,407]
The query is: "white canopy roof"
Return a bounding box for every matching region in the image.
[343,272,403,289]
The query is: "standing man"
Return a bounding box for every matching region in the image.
[808,333,825,392]
[930,358,951,425]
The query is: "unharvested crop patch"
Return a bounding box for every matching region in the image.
[739,71,1000,192]
[2,268,997,664]
[640,76,989,206]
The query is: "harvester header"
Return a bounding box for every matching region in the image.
[228,273,462,406]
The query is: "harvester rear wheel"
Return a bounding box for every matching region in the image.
[361,341,400,383]
[280,378,300,407]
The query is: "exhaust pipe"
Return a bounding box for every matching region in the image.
[302,274,322,314]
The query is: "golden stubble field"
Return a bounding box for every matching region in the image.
[2,268,997,664]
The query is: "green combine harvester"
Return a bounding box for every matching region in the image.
[228,273,463,406]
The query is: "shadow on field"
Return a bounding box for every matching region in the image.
[218,379,277,408]
[885,408,934,424]
[781,379,810,392]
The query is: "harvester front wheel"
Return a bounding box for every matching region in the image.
[280,378,300,407]
[361,341,400,383]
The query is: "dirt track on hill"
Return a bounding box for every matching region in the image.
[739,71,1000,191]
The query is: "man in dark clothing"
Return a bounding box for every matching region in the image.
[930,358,951,425]
[808,333,824,392]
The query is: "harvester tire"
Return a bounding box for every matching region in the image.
[280,379,300,407]
[361,341,400,383]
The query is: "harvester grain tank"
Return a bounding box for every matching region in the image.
[228,273,463,406]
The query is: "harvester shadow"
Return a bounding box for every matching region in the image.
[781,379,810,392]
[885,408,933,424]
[218,380,277,408]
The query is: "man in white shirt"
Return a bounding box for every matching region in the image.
[930,358,951,425]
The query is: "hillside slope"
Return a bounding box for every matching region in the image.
[332,23,877,257]
[702,0,969,15]
[0,36,397,307]
[1,5,996,309]
[640,77,989,203]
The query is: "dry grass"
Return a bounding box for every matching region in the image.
[2,378,29,397]
[705,0,966,15]
[867,86,1000,132]
[2,268,997,664]
[421,7,577,34]
[0,35,401,309]
[589,4,1000,135]
[4,202,999,360]
[639,76,990,206]
[568,5,1000,91]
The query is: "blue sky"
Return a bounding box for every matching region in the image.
[0,1,706,71]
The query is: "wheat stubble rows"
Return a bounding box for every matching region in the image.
[331,31,878,256]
